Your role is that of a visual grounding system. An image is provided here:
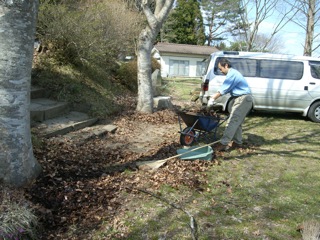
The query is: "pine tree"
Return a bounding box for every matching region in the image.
[162,0,205,45]
[201,0,247,46]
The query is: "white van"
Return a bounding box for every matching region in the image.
[200,51,320,123]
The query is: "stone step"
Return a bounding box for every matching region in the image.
[32,111,99,138]
[52,124,118,145]
[31,86,49,99]
[30,98,70,122]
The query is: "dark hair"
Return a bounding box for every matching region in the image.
[218,58,232,68]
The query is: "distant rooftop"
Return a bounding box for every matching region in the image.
[154,42,219,55]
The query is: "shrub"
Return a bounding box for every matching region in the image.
[36,0,144,69]
[115,58,161,92]
[116,60,138,92]
[0,188,38,240]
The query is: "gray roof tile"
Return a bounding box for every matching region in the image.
[154,42,219,55]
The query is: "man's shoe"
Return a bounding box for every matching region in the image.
[232,142,243,149]
[215,143,230,152]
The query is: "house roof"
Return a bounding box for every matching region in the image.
[154,42,219,56]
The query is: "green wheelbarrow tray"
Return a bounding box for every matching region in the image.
[137,141,219,170]
[176,145,213,161]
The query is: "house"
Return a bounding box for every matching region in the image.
[152,42,219,78]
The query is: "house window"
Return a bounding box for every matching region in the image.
[169,60,189,76]
[196,61,207,76]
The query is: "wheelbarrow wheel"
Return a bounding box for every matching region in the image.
[180,127,196,146]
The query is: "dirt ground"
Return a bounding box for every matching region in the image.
[19,98,227,239]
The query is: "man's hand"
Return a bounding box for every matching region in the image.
[207,98,216,107]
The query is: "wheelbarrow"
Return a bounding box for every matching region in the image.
[177,110,228,146]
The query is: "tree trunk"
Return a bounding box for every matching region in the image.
[136,0,174,113]
[0,0,42,187]
[136,28,154,113]
[303,0,315,56]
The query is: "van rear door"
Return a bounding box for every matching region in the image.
[308,61,320,98]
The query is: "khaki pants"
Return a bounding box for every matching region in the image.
[220,95,253,145]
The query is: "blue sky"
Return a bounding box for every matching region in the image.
[243,1,317,57]
[259,20,305,56]
[201,1,320,57]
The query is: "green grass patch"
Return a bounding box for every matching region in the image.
[111,111,320,239]
[160,77,202,102]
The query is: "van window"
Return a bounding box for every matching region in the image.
[310,61,320,79]
[203,55,212,77]
[214,57,257,77]
[260,60,303,80]
[196,60,207,76]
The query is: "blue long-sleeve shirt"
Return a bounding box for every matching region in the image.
[219,68,251,97]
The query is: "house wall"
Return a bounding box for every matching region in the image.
[156,53,208,78]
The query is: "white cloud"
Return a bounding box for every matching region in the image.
[280,31,304,55]
[259,21,277,34]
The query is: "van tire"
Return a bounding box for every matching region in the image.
[308,101,320,123]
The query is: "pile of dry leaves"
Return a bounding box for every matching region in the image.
[24,108,221,239]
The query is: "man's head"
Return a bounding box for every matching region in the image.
[218,58,232,75]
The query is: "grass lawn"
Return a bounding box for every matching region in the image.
[161,77,202,101]
[199,111,320,239]
[117,110,320,240]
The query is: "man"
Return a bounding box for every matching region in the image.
[209,58,253,151]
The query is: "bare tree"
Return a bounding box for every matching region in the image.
[0,0,42,186]
[135,0,174,113]
[239,0,299,52]
[287,0,320,56]
[254,33,284,52]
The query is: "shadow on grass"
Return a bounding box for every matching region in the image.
[220,111,320,163]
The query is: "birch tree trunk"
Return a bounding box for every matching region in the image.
[304,0,315,56]
[136,0,174,113]
[0,0,42,187]
[136,28,154,113]
[287,0,320,56]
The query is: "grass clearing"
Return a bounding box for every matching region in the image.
[116,111,320,239]
[160,77,202,101]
